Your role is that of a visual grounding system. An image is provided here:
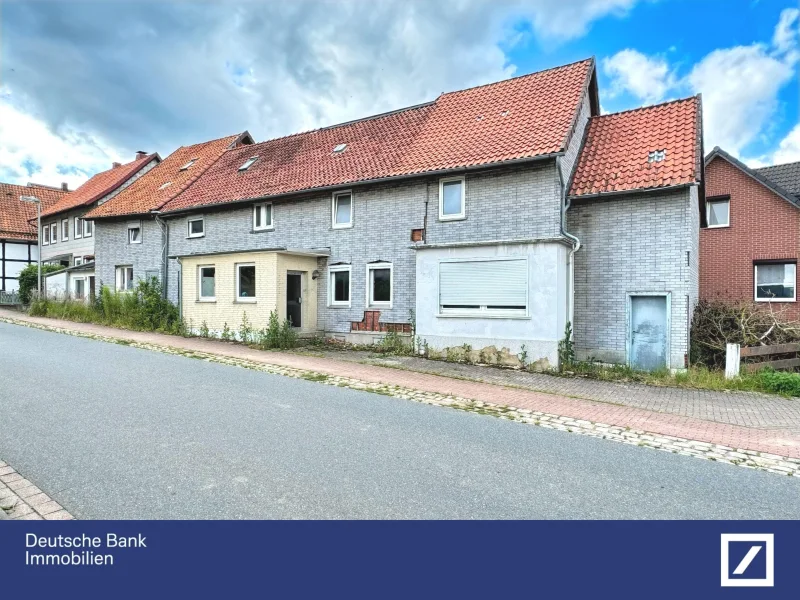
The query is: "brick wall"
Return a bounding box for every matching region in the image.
[700,156,800,319]
[94,217,163,292]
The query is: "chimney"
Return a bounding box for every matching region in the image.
[135,150,148,160]
[61,182,69,191]
[112,162,122,169]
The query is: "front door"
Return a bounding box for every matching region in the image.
[629,295,668,371]
[286,273,302,328]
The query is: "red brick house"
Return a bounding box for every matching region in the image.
[700,147,800,318]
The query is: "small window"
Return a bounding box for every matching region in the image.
[439,258,528,315]
[439,177,465,220]
[188,217,204,238]
[332,191,353,229]
[253,202,273,231]
[128,222,142,244]
[73,278,85,300]
[42,225,50,245]
[159,182,172,190]
[648,149,666,163]
[74,256,83,266]
[83,219,93,238]
[236,263,256,301]
[238,156,259,171]
[49,223,57,244]
[198,266,216,301]
[333,143,347,153]
[179,159,196,171]
[75,217,83,239]
[706,197,730,228]
[328,265,351,306]
[755,262,796,302]
[116,266,135,292]
[367,262,392,307]
[61,218,69,242]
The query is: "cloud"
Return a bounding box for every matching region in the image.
[0,0,639,188]
[765,123,800,165]
[602,49,676,104]
[772,7,800,55]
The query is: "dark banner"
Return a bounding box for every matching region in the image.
[1,520,797,598]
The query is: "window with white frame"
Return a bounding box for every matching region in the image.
[332,191,353,228]
[439,258,528,315]
[42,224,50,245]
[328,265,351,306]
[706,196,730,228]
[198,266,216,301]
[179,159,196,171]
[253,202,273,231]
[74,217,83,239]
[236,263,256,301]
[73,278,85,300]
[367,262,392,307]
[128,222,142,244]
[74,256,83,266]
[188,216,204,238]
[49,223,57,244]
[61,218,69,241]
[755,262,796,302]
[439,176,465,220]
[116,266,135,292]
[83,218,93,238]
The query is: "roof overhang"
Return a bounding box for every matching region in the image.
[411,237,572,250]
[169,247,331,260]
[567,182,696,201]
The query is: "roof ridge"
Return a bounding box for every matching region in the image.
[596,95,699,119]
[173,132,243,154]
[756,159,800,171]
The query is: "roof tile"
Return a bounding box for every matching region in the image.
[0,182,68,241]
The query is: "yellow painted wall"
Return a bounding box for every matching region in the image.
[276,253,318,333]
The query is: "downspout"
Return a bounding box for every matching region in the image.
[153,213,169,299]
[176,256,183,322]
[557,160,580,331]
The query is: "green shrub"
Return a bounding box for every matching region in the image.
[238,312,254,344]
[377,330,412,355]
[756,368,800,397]
[257,310,297,349]
[17,263,64,304]
[557,321,575,371]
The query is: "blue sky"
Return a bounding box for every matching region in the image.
[0,0,798,188]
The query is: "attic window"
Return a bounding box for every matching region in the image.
[333,143,347,153]
[648,149,666,163]
[159,182,172,190]
[239,156,259,171]
[179,159,197,171]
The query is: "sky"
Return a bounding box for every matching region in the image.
[0,0,798,190]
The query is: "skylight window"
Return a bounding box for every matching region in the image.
[648,149,666,163]
[333,143,347,153]
[239,156,259,171]
[179,159,197,171]
[159,182,172,190]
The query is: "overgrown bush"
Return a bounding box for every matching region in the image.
[257,310,297,349]
[557,321,575,371]
[376,330,412,355]
[756,368,800,397]
[17,263,64,304]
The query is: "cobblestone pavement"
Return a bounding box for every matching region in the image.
[2,310,799,471]
[0,460,74,520]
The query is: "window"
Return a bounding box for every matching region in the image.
[128,222,142,244]
[74,256,83,266]
[188,217,204,238]
[328,265,351,306]
[439,258,528,316]
[198,266,216,301]
[73,278,85,300]
[50,223,57,244]
[333,143,347,153]
[179,159,196,171]
[116,266,134,292]
[439,177,465,220]
[332,191,353,228]
[61,218,69,242]
[159,182,172,190]
[755,262,796,302]
[75,217,83,239]
[367,262,392,307]
[83,219,93,238]
[706,197,730,228]
[42,224,50,245]
[253,202,273,231]
[238,156,259,171]
[236,263,256,301]
[647,149,666,163]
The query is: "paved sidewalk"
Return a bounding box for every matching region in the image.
[0,459,74,520]
[2,309,800,460]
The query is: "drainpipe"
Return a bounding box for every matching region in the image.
[153,213,169,299]
[557,161,580,330]
[176,256,183,321]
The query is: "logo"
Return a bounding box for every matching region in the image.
[720,534,774,587]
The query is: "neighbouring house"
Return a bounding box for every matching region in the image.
[106,57,702,370]
[38,152,160,300]
[701,147,800,319]
[85,133,253,298]
[0,182,68,293]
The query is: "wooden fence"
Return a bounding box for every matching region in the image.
[725,342,800,379]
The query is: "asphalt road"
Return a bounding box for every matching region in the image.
[1,321,799,519]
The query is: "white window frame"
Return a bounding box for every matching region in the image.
[366,262,393,308]
[253,202,274,231]
[238,156,259,171]
[437,257,529,318]
[42,224,50,246]
[61,218,69,242]
[754,262,796,303]
[331,190,353,229]
[439,176,466,221]
[179,159,196,171]
[74,256,83,266]
[128,221,142,244]
[83,218,93,238]
[328,264,351,307]
[706,197,730,228]
[74,217,83,239]
[116,265,135,292]
[235,262,257,302]
[187,216,205,238]
[49,223,58,244]
[198,265,216,302]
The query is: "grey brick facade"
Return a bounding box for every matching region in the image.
[94,217,164,291]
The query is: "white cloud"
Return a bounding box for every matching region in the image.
[602,49,676,104]
[762,123,800,165]
[772,7,799,55]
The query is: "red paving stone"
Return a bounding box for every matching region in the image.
[3,309,799,459]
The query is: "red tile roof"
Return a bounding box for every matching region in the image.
[0,182,68,241]
[162,59,595,213]
[568,96,702,197]
[41,154,160,219]
[86,133,251,219]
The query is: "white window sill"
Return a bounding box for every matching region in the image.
[706,224,729,229]
[197,298,216,303]
[437,312,530,320]
[252,227,274,233]
[439,215,465,222]
[235,298,257,303]
[368,303,392,310]
[187,235,205,239]
[329,303,351,308]
[755,298,796,303]
[332,223,353,230]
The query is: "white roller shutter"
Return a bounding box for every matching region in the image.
[439,259,527,311]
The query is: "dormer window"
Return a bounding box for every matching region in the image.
[333,143,347,153]
[239,156,259,171]
[647,149,666,163]
[179,159,197,171]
